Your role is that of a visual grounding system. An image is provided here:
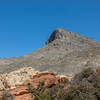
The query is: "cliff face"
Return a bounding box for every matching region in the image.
[0,29,100,76]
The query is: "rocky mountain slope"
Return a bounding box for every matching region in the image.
[0,28,100,76]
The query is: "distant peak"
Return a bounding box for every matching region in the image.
[46,28,74,44]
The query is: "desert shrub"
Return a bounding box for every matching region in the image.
[92,74,100,88]
[69,67,100,100]
[81,68,94,78]
[27,80,69,100]
[27,81,51,100]
[37,93,51,100]
[0,91,14,100]
[62,82,98,100]
[27,68,100,100]
[72,67,94,85]
[46,81,99,100]
[90,74,100,99]
[47,81,68,100]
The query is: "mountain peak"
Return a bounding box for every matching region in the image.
[46,28,100,51]
[46,28,72,44]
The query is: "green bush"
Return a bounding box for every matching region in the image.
[37,93,51,100]
[27,81,51,100]
[62,82,98,100]
[72,67,94,85]
[27,79,69,100]
[92,74,100,88]
[0,91,14,100]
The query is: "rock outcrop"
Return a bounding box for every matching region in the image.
[0,67,40,90]
[0,70,69,100]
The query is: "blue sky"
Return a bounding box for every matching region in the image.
[0,0,100,58]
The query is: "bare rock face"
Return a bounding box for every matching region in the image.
[46,29,69,44]
[46,29,100,51]
[0,67,69,90]
[0,79,5,90]
[0,67,40,90]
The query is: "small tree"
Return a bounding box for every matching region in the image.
[27,81,51,100]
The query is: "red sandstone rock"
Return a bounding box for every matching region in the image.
[23,72,59,88]
[14,94,32,100]
[0,72,69,100]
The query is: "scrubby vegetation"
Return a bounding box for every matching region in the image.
[27,68,100,100]
[0,91,14,100]
[1,67,100,100]
[27,79,68,100]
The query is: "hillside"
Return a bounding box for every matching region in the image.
[0,29,100,76]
